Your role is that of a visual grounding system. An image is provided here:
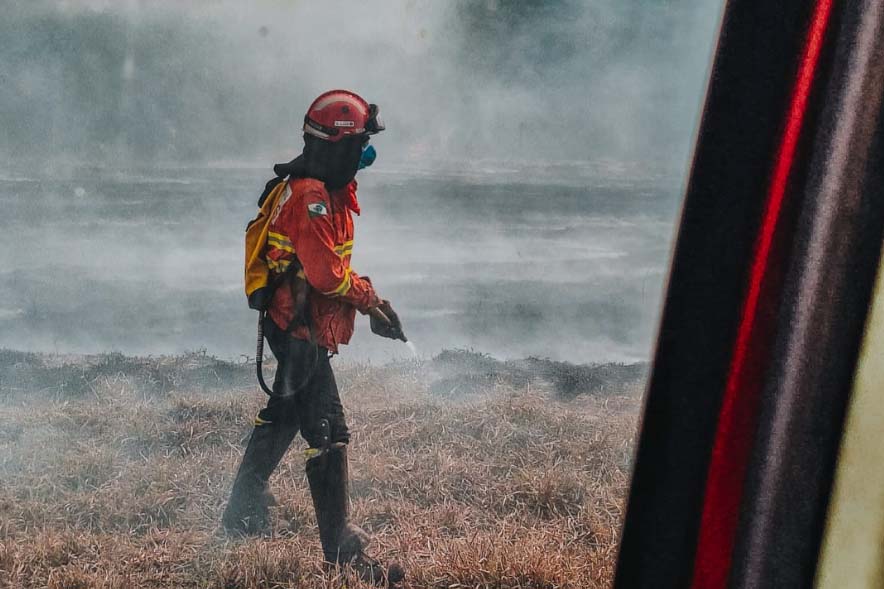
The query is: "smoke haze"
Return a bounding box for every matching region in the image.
[0,0,722,363]
[1,0,719,165]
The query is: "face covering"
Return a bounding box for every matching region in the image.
[303,135,363,190]
[358,144,377,170]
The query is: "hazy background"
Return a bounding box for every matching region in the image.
[0,0,722,363]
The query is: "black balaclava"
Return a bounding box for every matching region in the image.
[302,134,364,191]
[271,134,363,195]
[263,134,358,207]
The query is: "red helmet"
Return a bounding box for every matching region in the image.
[303,89,385,143]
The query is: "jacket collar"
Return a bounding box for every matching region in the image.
[331,180,360,216]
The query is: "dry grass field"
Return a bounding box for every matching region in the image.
[0,349,644,589]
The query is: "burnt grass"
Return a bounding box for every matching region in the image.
[0,349,644,588]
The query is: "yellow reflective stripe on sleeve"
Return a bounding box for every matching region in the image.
[323,267,352,297]
[337,268,353,296]
[268,231,291,244]
[334,241,354,256]
[267,232,295,254]
[336,273,352,296]
[268,242,295,254]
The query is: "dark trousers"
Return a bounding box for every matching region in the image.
[260,315,350,448]
[222,317,351,534]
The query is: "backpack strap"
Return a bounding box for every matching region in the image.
[258,175,286,208]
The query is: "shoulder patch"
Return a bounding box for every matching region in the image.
[307,202,328,218]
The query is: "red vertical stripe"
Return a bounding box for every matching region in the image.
[690,1,835,586]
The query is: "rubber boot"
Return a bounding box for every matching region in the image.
[222,420,299,535]
[306,445,405,586]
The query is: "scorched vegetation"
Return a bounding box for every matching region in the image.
[0,350,643,588]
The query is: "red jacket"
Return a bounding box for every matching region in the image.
[265,178,381,352]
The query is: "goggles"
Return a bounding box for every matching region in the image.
[366,104,385,135]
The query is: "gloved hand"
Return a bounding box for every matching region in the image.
[369,300,407,342]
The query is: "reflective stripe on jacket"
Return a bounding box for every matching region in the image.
[266,178,380,352]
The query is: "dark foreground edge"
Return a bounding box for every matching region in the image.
[614,0,884,587]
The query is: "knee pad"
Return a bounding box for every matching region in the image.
[304,418,350,461]
[303,415,350,448]
[303,418,331,450]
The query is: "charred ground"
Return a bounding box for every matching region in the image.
[0,350,643,588]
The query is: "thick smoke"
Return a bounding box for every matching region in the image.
[1,0,720,168]
[0,0,722,363]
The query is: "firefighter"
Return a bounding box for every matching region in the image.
[223,90,405,585]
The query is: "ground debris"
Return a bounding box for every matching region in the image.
[0,348,254,398]
[0,350,642,588]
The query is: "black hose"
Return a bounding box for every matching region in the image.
[256,309,319,397]
[256,311,274,396]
